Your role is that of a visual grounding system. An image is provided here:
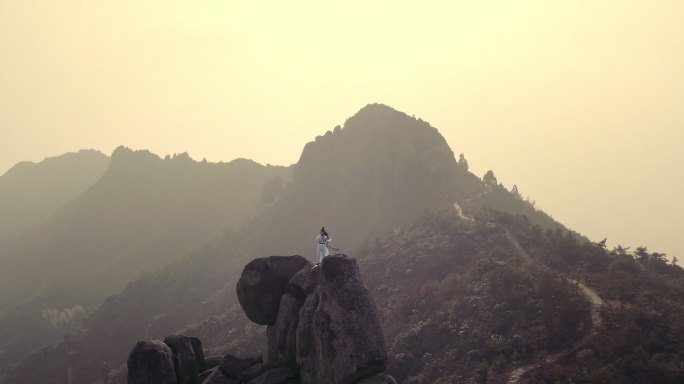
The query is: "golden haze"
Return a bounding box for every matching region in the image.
[1,1,682,259]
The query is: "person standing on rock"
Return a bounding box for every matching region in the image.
[315,227,331,263]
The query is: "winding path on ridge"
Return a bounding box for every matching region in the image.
[452,201,604,384]
[505,228,603,383]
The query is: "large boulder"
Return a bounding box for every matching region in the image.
[164,335,203,384]
[267,294,303,367]
[297,254,388,384]
[237,255,309,325]
[127,339,177,384]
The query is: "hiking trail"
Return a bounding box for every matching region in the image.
[452,199,604,384]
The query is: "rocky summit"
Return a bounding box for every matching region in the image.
[126,254,395,384]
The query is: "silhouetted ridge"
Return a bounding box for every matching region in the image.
[344,103,427,131]
[296,103,455,182]
[108,146,161,171]
[2,104,584,384]
[279,103,464,253]
[0,149,110,240]
[0,147,290,376]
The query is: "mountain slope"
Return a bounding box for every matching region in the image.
[231,103,485,257]
[0,150,110,241]
[2,104,575,384]
[0,147,290,375]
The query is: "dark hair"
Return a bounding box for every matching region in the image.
[321,227,328,237]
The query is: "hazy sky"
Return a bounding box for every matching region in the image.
[1,1,682,259]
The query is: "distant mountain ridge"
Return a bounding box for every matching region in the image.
[0,147,290,375]
[1,104,575,384]
[0,149,110,241]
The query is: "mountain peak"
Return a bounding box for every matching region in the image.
[296,105,454,180]
[343,103,434,132]
[268,104,463,251]
[351,102,401,118]
[110,146,159,163]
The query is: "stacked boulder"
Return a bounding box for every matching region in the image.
[127,254,395,384]
[127,336,205,384]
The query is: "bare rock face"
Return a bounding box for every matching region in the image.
[163,335,204,384]
[295,291,319,383]
[267,294,303,367]
[297,255,388,384]
[237,256,309,325]
[288,263,317,299]
[127,340,177,384]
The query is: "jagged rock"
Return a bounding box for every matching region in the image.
[237,255,309,325]
[267,294,303,367]
[219,354,252,379]
[288,263,317,298]
[354,373,398,384]
[201,367,237,384]
[127,339,177,384]
[297,254,387,384]
[164,335,203,384]
[247,367,298,384]
[295,292,317,380]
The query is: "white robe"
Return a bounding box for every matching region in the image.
[315,234,331,262]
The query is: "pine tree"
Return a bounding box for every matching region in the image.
[458,153,469,172]
[483,170,497,186]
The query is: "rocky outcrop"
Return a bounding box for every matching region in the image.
[297,255,387,384]
[236,256,309,325]
[266,294,302,367]
[163,335,205,384]
[127,254,393,384]
[127,340,178,384]
[288,263,317,299]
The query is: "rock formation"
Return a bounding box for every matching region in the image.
[296,255,387,384]
[127,340,178,384]
[236,256,309,325]
[127,254,394,384]
[163,335,205,384]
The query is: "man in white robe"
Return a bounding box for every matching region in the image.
[315,227,331,263]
